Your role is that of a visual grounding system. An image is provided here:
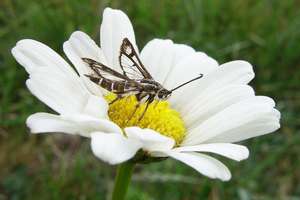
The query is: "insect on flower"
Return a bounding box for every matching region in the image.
[82,38,203,121]
[11,7,281,182]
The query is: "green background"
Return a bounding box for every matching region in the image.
[1,0,299,199]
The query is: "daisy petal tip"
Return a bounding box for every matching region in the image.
[275,110,281,120]
[25,78,31,88]
[15,39,41,49]
[13,39,27,47]
[67,31,93,45]
[205,164,231,181]
[11,47,23,67]
[215,165,231,181]
[25,113,47,134]
[237,146,250,161]
[238,60,255,77]
[103,7,120,14]
[276,123,281,129]
[11,45,24,62]
[272,122,281,133]
[70,30,85,37]
[221,171,232,182]
[103,7,113,12]
[233,60,253,69]
[90,132,141,165]
[224,60,255,79]
[243,61,255,75]
[25,115,36,134]
[103,7,125,18]
[62,41,69,50]
[11,46,17,56]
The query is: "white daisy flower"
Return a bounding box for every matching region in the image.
[11,8,280,181]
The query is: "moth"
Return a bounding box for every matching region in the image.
[82,38,203,121]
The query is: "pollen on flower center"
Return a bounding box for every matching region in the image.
[105,94,186,145]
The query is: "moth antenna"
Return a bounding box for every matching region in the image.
[170,74,203,92]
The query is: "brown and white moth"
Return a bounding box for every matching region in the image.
[82,38,203,120]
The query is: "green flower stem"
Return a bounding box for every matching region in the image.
[111,162,135,200]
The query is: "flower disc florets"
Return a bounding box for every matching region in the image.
[105,94,186,145]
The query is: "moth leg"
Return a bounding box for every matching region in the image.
[135,92,147,102]
[138,95,154,122]
[153,100,159,108]
[125,93,147,124]
[126,101,141,124]
[109,95,122,105]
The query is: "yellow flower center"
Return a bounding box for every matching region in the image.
[105,94,186,145]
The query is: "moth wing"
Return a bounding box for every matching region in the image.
[119,38,153,80]
[82,58,128,81]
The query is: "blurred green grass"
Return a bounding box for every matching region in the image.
[1,0,300,199]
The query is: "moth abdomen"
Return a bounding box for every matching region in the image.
[111,81,125,92]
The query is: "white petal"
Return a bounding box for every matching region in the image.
[171,43,196,66]
[183,84,255,128]
[27,67,109,120]
[206,109,280,143]
[82,95,108,119]
[12,39,94,115]
[91,132,142,165]
[219,60,255,84]
[164,152,231,181]
[63,31,106,96]
[174,143,249,161]
[64,31,107,72]
[183,96,278,146]
[100,7,138,69]
[27,112,79,135]
[171,60,255,110]
[165,52,218,90]
[140,39,174,83]
[125,127,175,152]
[27,112,121,137]
[11,39,78,78]
[26,67,88,114]
[140,39,195,83]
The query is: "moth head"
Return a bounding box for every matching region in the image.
[157,89,172,100]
